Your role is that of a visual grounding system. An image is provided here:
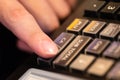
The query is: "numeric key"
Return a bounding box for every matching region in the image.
[84,0,106,17]
[100,2,120,19]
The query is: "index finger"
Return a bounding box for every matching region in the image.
[0,0,58,58]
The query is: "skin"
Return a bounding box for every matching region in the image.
[0,0,76,58]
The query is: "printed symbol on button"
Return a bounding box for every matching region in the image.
[107,6,116,10]
[74,39,83,48]
[92,41,102,50]
[60,38,66,44]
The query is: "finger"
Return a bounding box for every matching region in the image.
[47,0,71,19]
[0,0,58,58]
[19,0,59,33]
[17,40,33,53]
[66,0,77,9]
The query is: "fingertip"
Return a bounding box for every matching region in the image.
[35,39,59,58]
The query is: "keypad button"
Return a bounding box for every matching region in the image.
[103,41,120,59]
[66,18,89,34]
[53,36,91,69]
[70,54,95,72]
[84,0,106,17]
[37,57,52,68]
[85,38,110,55]
[100,2,120,19]
[54,32,75,52]
[100,23,120,40]
[87,58,114,77]
[107,62,120,80]
[83,20,106,38]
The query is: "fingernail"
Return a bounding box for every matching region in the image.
[40,40,58,57]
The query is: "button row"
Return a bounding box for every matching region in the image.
[67,18,120,41]
[84,0,120,20]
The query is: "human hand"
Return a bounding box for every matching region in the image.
[0,0,76,58]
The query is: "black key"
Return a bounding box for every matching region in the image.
[84,0,106,17]
[112,0,120,2]
[85,38,110,55]
[53,36,91,70]
[87,58,114,77]
[37,57,52,68]
[117,10,120,20]
[107,62,120,80]
[37,32,75,67]
[66,18,89,34]
[103,41,120,59]
[100,2,120,19]
[83,20,106,38]
[70,54,95,73]
[100,23,120,40]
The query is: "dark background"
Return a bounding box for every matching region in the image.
[0,23,30,80]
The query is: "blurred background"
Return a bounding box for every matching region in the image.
[0,23,30,80]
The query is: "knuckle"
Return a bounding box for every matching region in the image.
[48,20,59,32]
[59,7,71,19]
[7,8,30,23]
[40,18,60,32]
